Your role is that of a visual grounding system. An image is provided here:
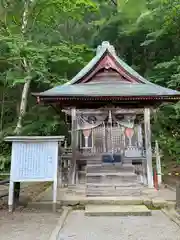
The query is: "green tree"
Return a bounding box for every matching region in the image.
[0,0,97,169]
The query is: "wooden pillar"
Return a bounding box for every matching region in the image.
[108,110,113,153]
[137,124,144,183]
[103,121,106,152]
[144,108,154,188]
[70,107,77,185]
[137,124,143,148]
[57,155,62,188]
[155,140,162,185]
[14,182,20,207]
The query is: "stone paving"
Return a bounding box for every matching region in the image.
[36,184,176,203]
[143,187,176,201]
[59,210,180,240]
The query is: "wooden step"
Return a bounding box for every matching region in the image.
[85,204,151,216]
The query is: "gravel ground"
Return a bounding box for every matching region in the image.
[0,209,60,240]
[0,182,51,209]
[59,210,180,240]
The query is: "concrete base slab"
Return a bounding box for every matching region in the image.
[152,198,167,208]
[85,196,144,205]
[28,201,62,211]
[31,185,175,211]
[85,204,152,216]
[49,207,71,240]
[162,208,180,227]
[29,196,144,209]
[166,201,176,209]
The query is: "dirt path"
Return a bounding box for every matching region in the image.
[163,175,180,189]
[0,182,51,209]
[0,182,59,240]
[0,209,60,240]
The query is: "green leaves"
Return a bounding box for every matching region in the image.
[0,0,180,170]
[152,103,180,163]
[117,0,147,18]
[0,0,97,170]
[91,0,180,167]
[152,56,180,89]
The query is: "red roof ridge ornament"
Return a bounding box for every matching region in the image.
[96,41,116,56]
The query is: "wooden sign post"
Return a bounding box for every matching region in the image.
[176,182,180,213]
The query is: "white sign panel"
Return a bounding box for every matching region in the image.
[6,136,64,213]
[10,141,58,182]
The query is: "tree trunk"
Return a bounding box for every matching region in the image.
[14,0,33,135]
[0,85,5,134]
[14,76,31,135]
[14,0,33,204]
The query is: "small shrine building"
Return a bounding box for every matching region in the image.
[33,42,180,196]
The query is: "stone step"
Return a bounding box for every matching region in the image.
[68,184,86,189]
[86,172,138,184]
[86,197,144,205]
[85,204,151,216]
[68,191,85,195]
[87,160,134,165]
[86,188,142,197]
[86,193,142,197]
[62,153,72,159]
[78,170,86,175]
[86,164,135,173]
[87,160,102,165]
[86,172,137,177]
[123,158,133,164]
[86,183,143,188]
[85,196,144,205]
[80,155,102,160]
[78,179,86,185]
[67,184,86,194]
[81,166,86,171]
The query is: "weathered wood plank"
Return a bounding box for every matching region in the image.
[155,140,162,185]
[144,108,153,188]
[69,108,77,184]
[62,107,146,115]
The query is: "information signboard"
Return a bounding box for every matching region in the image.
[5,136,64,212]
[11,142,58,182]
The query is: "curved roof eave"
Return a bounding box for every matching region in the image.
[64,41,156,86]
[64,46,106,85]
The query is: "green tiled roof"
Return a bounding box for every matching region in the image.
[37,82,180,98]
[34,41,180,99]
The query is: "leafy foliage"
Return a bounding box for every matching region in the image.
[0,0,180,170]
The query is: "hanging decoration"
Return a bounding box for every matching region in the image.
[113,114,136,128]
[82,128,91,148]
[77,114,107,130]
[125,128,134,146]
[63,108,136,130]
